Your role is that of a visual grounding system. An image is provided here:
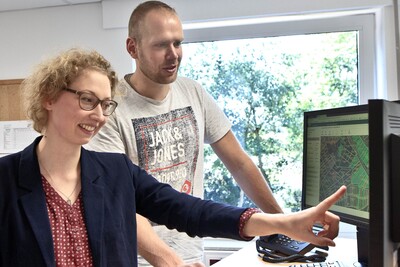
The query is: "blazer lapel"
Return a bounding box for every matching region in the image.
[80,148,105,267]
[19,137,55,267]
[20,188,55,267]
[17,139,106,267]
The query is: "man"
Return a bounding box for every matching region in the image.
[87,1,283,266]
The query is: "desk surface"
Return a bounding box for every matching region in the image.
[212,237,358,266]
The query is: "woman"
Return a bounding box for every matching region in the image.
[0,48,346,267]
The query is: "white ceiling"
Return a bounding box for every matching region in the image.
[0,0,105,12]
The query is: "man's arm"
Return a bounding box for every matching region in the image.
[136,214,185,266]
[211,130,283,214]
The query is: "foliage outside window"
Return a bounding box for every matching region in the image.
[179,31,358,212]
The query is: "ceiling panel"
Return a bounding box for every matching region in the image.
[0,0,101,12]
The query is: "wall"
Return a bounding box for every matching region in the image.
[102,0,392,28]
[0,0,398,99]
[0,3,128,80]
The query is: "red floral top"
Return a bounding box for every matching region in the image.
[42,176,94,267]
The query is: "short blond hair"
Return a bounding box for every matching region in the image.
[22,48,118,133]
[128,1,177,41]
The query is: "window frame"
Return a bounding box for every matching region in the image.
[182,13,377,104]
[180,12,384,263]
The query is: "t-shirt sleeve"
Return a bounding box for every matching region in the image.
[201,85,232,144]
[85,112,127,154]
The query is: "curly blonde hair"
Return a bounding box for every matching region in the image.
[22,48,118,133]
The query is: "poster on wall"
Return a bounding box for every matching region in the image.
[0,120,39,156]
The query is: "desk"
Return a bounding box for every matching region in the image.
[212,237,358,266]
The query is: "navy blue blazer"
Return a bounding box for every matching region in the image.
[0,137,247,266]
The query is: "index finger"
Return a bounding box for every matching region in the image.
[317,185,347,211]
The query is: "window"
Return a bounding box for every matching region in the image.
[179,13,376,212]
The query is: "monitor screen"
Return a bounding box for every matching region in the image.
[302,104,369,227]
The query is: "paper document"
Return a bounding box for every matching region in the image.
[0,120,39,155]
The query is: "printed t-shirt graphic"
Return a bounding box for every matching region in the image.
[133,107,199,194]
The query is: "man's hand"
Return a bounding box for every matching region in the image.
[136,214,184,266]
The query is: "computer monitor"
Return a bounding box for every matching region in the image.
[368,99,400,267]
[303,100,400,266]
[302,104,369,264]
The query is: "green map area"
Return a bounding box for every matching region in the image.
[320,136,369,212]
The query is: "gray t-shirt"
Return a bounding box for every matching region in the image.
[86,75,231,264]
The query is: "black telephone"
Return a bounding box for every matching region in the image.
[257,234,316,256]
[256,228,329,263]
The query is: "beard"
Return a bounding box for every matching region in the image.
[137,55,181,85]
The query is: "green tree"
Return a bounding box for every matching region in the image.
[179,32,358,211]
[200,53,298,207]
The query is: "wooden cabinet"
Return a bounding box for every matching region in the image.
[0,79,26,121]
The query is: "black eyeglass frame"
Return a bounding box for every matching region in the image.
[63,88,118,116]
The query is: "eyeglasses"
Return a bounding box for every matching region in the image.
[63,88,118,116]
